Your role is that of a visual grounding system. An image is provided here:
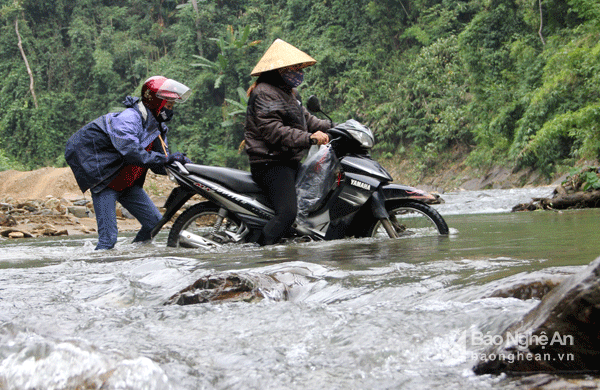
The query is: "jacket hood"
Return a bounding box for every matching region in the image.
[122,96,140,108]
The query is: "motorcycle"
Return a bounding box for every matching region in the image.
[151,95,448,248]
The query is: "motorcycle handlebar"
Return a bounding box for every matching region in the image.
[328,136,342,145]
[326,128,346,145]
[170,161,189,174]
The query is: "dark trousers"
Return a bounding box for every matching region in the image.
[251,162,299,245]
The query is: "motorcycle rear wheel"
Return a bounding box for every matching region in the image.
[167,202,243,248]
[368,200,449,238]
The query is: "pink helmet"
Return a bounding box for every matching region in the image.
[141,76,191,117]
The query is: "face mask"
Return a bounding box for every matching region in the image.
[158,107,174,122]
[280,70,304,88]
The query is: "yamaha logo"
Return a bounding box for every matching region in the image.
[350,179,371,190]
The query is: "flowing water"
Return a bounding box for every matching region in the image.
[1,186,599,390]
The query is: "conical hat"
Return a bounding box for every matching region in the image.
[250,39,317,76]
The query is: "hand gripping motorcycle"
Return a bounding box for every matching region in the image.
[151,96,448,248]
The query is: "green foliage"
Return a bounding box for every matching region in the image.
[582,170,600,190]
[568,0,600,24]
[371,34,471,155]
[563,166,600,191]
[0,0,598,182]
[222,87,249,127]
[0,148,25,171]
[511,26,600,173]
[522,101,600,175]
[191,25,260,90]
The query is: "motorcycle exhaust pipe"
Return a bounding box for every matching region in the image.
[179,230,222,249]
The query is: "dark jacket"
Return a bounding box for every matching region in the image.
[244,72,331,165]
[65,96,168,194]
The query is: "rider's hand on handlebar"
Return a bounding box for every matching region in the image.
[167,152,192,165]
[310,131,329,146]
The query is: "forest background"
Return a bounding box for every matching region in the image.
[0,0,599,188]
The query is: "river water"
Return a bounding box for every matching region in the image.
[1,186,598,390]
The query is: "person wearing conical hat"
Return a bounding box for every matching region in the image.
[244,39,331,246]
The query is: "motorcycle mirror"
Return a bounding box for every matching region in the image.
[307,94,334,128]
[306,95,321,113]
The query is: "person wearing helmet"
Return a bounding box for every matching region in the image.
[244,39,330,246]
[65,76,192,250]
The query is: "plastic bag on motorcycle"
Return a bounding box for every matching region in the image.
[296,144,341,225]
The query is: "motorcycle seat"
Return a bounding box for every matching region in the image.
[185,164,262,193]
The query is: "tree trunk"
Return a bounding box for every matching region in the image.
[15,18,38,109]
[547,190,600,209]
[512,189,600,211]
[190,0,203,56]
[538,0,546,45]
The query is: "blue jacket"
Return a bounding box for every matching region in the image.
[65,96,169,194]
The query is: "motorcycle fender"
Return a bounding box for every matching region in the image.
[163,186,195,211]
[380,183,437,203]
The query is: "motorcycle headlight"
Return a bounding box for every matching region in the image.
[347,129,374,148]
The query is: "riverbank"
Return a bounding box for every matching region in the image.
[0,167,176,238]
[380,145,570,193]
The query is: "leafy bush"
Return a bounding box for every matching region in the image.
[563,166,600,191]
[0,0,599,181]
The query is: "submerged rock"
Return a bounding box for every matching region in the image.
[165,263,332,305]
[473,256,600,375]
[513,373,600,390]
[485,274,569,300]
[165,272,289,305]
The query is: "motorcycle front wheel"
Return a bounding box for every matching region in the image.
[167,202,244,248]
[367,200,449,238]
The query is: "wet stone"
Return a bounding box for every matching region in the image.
[513,373,600,390]
[165,272,289,305]
[473,256,600,375]
[486,278,567,300]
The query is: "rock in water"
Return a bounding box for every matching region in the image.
[473,257,600,375]
[165,272,289,305]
